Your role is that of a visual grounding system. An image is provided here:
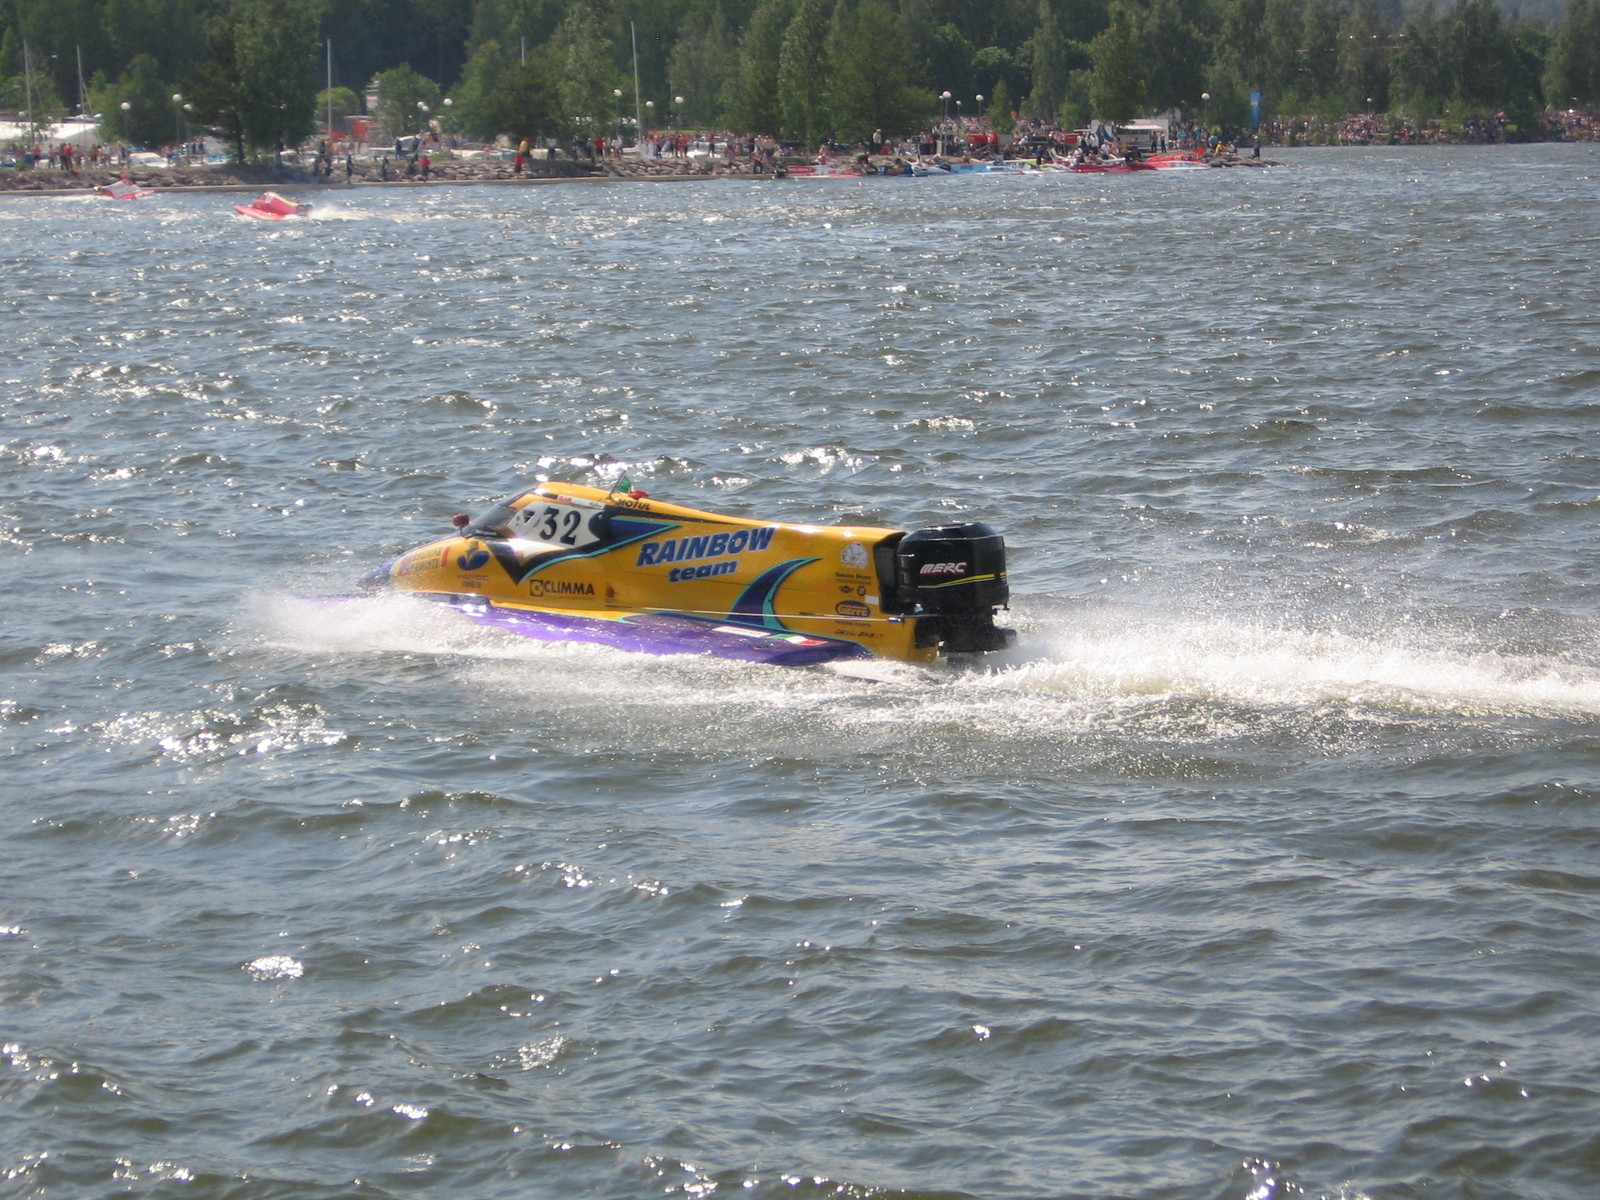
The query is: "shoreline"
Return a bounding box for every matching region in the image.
[0,156,780,198]
[0,149,1293,198]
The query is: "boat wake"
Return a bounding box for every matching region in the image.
[253,593,1600,724]
[985,607,1600,719]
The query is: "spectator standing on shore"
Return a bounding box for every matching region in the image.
[345,153,354,182]
[514,137,528,175]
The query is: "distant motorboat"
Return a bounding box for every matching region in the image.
[99,177,152,200]
[234,192,312,220]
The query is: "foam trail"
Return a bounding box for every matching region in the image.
[989,611,1600,717]
[250,595,1600,722]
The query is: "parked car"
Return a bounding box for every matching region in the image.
[125,150,167,168]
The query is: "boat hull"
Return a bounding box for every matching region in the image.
[359,482,1013,665]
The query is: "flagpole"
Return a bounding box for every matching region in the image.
[631,22,642,137]
[22,39,34,140]
[326,40,333,134]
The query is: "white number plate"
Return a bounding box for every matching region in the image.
[506,499,605,550]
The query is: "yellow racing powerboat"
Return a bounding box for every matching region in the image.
[354,481,1014,667]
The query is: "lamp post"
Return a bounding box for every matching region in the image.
[1200,92,1211,145]
[940,90,951,154]
[613,88,623,146]
[171,93,183,162]
[976,93,984,123]
[673,96,683,130]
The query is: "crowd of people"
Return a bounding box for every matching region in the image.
[9,104,1597,187]
[1255,108,1600,145]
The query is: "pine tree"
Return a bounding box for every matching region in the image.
[1089,0,1145,124]
[776,0,830,146]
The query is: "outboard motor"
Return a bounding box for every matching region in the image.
[888,522,1015,654]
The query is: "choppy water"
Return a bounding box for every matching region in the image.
[5,144,1600,1200]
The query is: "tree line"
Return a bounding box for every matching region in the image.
[3,0,1598,156]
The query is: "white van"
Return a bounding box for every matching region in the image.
[1115,123,1170,154]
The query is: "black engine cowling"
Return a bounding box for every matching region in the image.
[886,522,1016,654]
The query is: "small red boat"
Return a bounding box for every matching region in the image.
[233,192,312,220]
[99,177,153,200]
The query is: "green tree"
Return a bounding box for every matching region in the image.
[1451,0,1517,110]
[1390,2,1450,113]
[372,64,442,141]
[1300,0,1343,106]
[485,50,566,143]
[452,36,515,139]
[923,23,977,98]
[1336,0,1388,110]
[186,7,247,161]
[552,0,621,136]
[1144,0,1205,114]
[316,86,362,130]
[91,52,173,146]
[1258,0,1302,103]
[1029,0,1070,118]
[1088,0,1144,123]
[723,0,793,134]
[186,0,318,161]
[668,5,734,128]
[973,45,1028,109]
[824,0,928,141]
[1545,0,1600,108]
[103,0,204,84]
[985,75,1017,133]
[10,0,104,101]
[777,0,830,145]
[5,37,67,135]
[1504,25,1550,134]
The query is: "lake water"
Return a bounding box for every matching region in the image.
[4,144,1600,1200]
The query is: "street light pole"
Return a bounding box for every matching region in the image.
[171,93,184,162]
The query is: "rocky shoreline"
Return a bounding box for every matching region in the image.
[0,149,1277,196]
[0,154,791,196]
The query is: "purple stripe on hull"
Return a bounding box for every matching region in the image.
[432,595,870,666]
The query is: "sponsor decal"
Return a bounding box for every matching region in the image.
[456,544,492,571]
[918,561,968,577]
[395,546,447,577]
[669,561,739,583]
[836,600,871,618]
[528,579,596,599]
[841,542,869,567]
[636,525,775,567]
